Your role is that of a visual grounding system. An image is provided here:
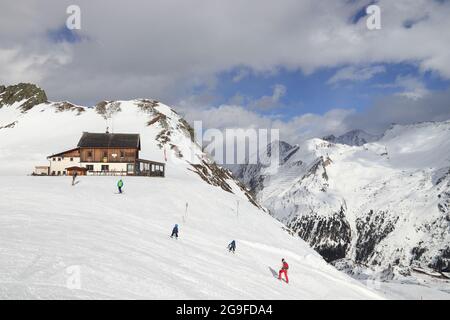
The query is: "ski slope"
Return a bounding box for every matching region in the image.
[0,174,385,299]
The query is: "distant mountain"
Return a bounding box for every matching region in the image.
[323,129,381,146]
[232,123,450,282]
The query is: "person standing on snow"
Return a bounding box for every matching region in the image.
[227,240,236,253]
[72,171,78,186]
[117,179,124,194]
[278,258,289,283]
[171,224,179,239]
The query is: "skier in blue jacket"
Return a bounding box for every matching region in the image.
[171,224,179,239]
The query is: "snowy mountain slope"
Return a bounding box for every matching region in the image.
[0,83,385,299]
[323,129,381,146]
[0,86,188,174]
[232,122,450,287]
[0,84,254,200]
[0,176,384,299]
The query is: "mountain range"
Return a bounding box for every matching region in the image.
[0,82,393,299]
[0,83,448,298]
[231,121,450,281]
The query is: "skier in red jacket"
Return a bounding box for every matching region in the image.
[278,258,289,283]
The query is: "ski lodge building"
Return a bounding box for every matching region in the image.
[39,132,165,177]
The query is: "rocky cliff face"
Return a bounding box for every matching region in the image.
[287,206,351,262]
[354,210,399,263]
[0,83,47,111]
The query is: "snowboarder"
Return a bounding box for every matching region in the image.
[171,224,179,239]
[227,240,236,253]
[278,258,289,283]
[71,171,78,186]
[117,179,124,194]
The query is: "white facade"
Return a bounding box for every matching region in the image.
[34,166,49,175]
[49,156,80,175]
[81,162,133,175]
[49,156,134,176]
[48,154,134,176]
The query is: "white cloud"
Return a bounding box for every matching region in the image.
[249,84,287,110]
[1,0,450,143]
[343,87,450,133]
[177,96,354,143]
[232,69,250,83]
[178,85,450,145]
[374,75,429,100]
[1,0,450,104]
[0,46,72,86]
[327,65,386,85]
[394,75,429,100]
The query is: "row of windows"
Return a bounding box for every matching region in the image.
[51,167,109,174]
[139,163,164,172]
[84,165,109,171]
[52,153,135,161]
[50,166,117,174]
[51,171,66,175]
[86,151,131,158]
[50,165,164,175]
[84,165,110,171]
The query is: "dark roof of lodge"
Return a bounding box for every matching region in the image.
[77,132,141,149]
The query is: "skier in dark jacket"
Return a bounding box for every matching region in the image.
[72,171,78,186]
[171,224,179,239]
[227,240,236,253]
[117,179,124,193]
[278,258,289,283]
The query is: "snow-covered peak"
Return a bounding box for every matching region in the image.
[374,120,450,170]
[0,83,48,112]
[234,119,450,290]
[323,129,381,146]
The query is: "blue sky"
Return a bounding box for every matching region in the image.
[47,26,83,44]
[211,63,450,121]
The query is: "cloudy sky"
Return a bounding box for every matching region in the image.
[1,0,450,143]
